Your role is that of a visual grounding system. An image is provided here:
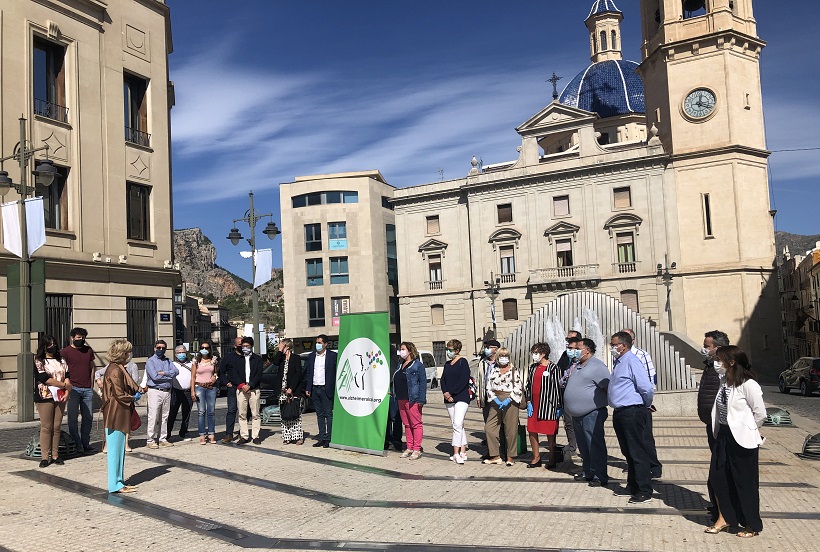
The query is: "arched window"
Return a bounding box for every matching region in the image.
[682,0,707,19]
[611,30,617,50]
[600,31,608,51]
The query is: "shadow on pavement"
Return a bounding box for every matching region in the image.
[127,464,171,486]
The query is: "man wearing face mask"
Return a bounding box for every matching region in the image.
[557,333,582,462]
[305,334,338,448]
[697,330,729,522]
[62,327,97,454]
[230,337,265,445]
[622,328,662,480]
[220,337,244,443]
[166,345,193,442]
[608,331,654,504]
[145,340,179,449]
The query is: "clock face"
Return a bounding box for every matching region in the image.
[683,88,717,120]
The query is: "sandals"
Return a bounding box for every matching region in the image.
[737,531,759,538]
[114,486,138,494]
[200,437,207,445]
[704,524,729,534]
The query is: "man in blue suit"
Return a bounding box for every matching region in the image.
[305,334,337,448]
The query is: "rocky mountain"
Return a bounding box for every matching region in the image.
[173,229,284,328]
[775,231,820,258]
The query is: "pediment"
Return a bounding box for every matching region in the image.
[488,228,522,243]
[544,222,581,236]
[603,213,643,229]
[418,239,448,252]
[516,102,598,137]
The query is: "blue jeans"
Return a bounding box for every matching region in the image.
[68,387,94,450]
[572,407,609,484]
[195,386,217,436]
[311,386,333,441]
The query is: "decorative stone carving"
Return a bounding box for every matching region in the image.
[39,131,68,162]
[124,24,149,61]
[128,153,150,181]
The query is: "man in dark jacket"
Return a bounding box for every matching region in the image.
[231,337,265,445]
[557,331,582,461]
[697,329,728,522]
[220,337,244,443]
[305,334,338,448]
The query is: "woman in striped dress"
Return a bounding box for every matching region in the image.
[525,342,562,469]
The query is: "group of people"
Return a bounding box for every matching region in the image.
[33,325,767,536]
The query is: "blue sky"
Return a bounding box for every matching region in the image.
[167,0,820,279]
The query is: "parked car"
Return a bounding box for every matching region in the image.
[417,350,440,389]
[779,357,820,396]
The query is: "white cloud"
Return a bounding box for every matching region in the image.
[170,44,577,203]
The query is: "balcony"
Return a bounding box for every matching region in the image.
[34,98,69,124]
[427,280,443,291]
[125,126,151,148]
[613,261,640,274]
[528,264,600,291]
[499,273,516,284]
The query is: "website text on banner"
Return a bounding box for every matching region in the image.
[330,312,390,456]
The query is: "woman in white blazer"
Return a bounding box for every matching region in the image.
[706,346,766,538]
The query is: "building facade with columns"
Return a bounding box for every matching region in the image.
[0,0,178,413]
[392,0,783,382]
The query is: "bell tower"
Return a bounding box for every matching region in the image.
[586,1,624,63]
[637,0,781,371]
[637,0,764,154]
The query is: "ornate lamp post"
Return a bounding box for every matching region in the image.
[0,117,58,422]
[484,272,501,339]
[226,191,280,348]
[656,254,677,332]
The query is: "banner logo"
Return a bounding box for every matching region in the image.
[336,337,388,417]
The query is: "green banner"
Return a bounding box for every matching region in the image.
[330,312,390,455]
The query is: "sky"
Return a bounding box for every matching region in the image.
[167,0,820,280]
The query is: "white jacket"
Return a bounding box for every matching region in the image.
[711,377,767,449]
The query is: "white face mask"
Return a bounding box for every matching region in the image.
[532,353,541,363]
[714,361,726,376]
[398,349,408,359]
[701,346,712,357]
[445,350,455,360]
[497,357,510,366]
[610,346,620,357]
[242,347,252,356]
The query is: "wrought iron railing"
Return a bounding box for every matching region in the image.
[125,126,151,147]
[34,98,69,123]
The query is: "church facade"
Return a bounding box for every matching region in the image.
[391,0,783,381]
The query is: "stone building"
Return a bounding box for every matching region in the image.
[279,171,398,354]
[392,0,783,382]
[779,245,820,366]
[0,0,177,413]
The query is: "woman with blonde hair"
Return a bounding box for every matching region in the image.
[392,341,427,459]
[483,347,524,466]
[272,338,306,444]
[102,339,141,493]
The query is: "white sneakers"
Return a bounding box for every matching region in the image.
[408,451,422,460]
[450,452,468,464]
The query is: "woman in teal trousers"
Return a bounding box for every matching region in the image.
[101,339,141,493]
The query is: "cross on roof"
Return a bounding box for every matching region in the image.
[548,72,563,100]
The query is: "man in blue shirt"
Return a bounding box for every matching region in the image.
[608,331,654,504]
[145,340,179,449]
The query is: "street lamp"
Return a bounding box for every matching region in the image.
[0,117,55,422]
[656,254,677,332]
[484,272,501,339]
[226,191,280,347]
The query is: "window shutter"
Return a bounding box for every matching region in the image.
[553,196,570,216]
[497,204,513,223]
[616,232,633,245]
[431,305,445,326]
[620,290,639,313]
[426,216,440,234]
[613,187,632,208]
[502,299,518,321]
[556,239,572,252]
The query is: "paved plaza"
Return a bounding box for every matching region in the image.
[0,394,819,552]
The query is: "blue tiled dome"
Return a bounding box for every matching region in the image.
[558,60,645,118]
[587,0,622,20]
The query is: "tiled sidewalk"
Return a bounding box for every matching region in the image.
[0,398,818,552]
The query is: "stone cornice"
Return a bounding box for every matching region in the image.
[671,145,771,163]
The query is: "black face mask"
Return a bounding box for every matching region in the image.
[46,346,58,355]
[73,339,84,348]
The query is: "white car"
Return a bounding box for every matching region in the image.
[417,350,441,389]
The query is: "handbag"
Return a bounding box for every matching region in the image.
[130,407,142,432]
[280,397,302,421]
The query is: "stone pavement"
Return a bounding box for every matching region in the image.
[0,395,818,552]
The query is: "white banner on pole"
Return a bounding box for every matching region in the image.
[1,200,22,257]
[254,249,272,288]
